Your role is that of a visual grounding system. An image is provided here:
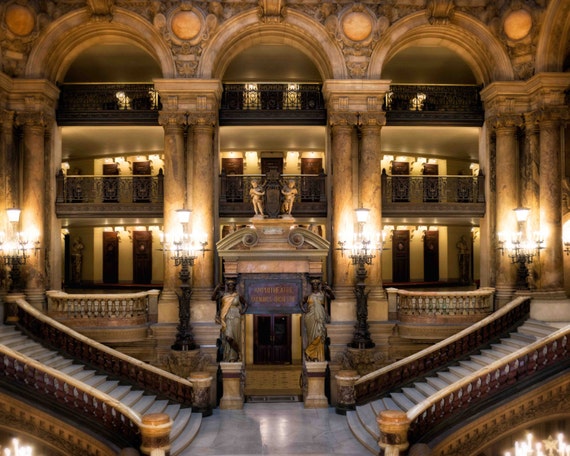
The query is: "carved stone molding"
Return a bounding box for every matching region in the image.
[328,111,359,128]
[258,0,285,23]
[427,0,455,25]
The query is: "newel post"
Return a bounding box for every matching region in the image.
[140,413,172,456]
[377,410,410,455]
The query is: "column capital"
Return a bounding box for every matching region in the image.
[15,111,49,129]
[187,111,217,128]
[0,109,14,128]
[329,111,359,128]
[489,113,523,131]
[158,111,187,129]
[359,111,386,129]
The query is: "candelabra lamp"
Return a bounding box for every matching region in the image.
[168,209,208,351]
[337,208,382,349]
[497,207,544,290]
[0,208,40,292]
[504,432,569,456]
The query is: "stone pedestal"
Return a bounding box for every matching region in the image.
[3,293,25,324]
[139,412,172,456]
[304,361,328,408]
[335,369,360,415]
[377,410,410,455]
[189,371,213,417]
[219,362,244,409]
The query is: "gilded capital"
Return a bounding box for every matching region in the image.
[489,113,522,131]
[187,112,217,127]
[158,112,187,129]
[358,112,386,128]
[329,112,359,128]
[15,111,48,129]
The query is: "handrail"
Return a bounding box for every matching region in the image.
[406,323,570,442]
[0,343,142,447]
[6,295,194,406]
[354,296,531,403]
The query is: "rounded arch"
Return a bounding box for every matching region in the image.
[535,0,570,72]
[369,12,514,84]
[197,9,347,80]
[25,7,176,82]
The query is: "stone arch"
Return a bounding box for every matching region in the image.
[535,0,570,72]
[197,9,347,81]
[369,12,514,84]
[25,7,176,82]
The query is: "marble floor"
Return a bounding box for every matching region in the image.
[184,402,372,455]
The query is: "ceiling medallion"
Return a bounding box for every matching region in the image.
[503,9,532,41]
[342,11,373,42]
[171,10,202,41]
[4,3,35,37]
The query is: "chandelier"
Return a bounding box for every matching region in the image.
[0,438,33,456]
[505,433,570,456]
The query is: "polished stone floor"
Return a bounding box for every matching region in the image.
[185,402,371,455]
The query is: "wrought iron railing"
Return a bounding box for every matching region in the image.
[219,83,326,125]
[56,83,161,125]
[354,296,531,404]
[382,173,485,204]
[384,84,484,125]
[56,171,164,204]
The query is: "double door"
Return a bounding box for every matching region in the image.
[254,314,291,364]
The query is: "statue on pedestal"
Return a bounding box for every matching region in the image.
[280,179,298,216]
[249,180,266,217]
[212,279,248,362]
[300,278,335,362]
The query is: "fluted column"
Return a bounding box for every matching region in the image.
[330,113,358,289]
[538,111,563,291]
[189,113,216,290]
[17,112,47,309]
[359,113,385,292]
[158,112,187,320]
[493,115,521,303]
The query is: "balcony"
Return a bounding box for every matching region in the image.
[219,173,327,218]
[219,83,326,126]
[382,172,485,219]
[55,171,164,218]
[384,84,484,126]
[56,83,161,126]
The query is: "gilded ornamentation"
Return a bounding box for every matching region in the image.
[5,3,36,36]
[426,0,455,25]
[258,0,285,23]
[503,8,533,41]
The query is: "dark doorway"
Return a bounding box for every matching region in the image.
[424,230,439,282]
[103,231,119,283]
[422,163,439,202]
[301,157,323,202]
[133,231,152,284]
[392,230,410,282]
[132,160,151,202]
[391,161,410,202]
[254,314,291,364]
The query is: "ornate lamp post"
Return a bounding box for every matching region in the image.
[338,208,382,349]
[498,207,544,290]
[167,209,208,351]
[0,208,40,292]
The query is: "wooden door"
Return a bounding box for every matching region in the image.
[391,161,410,202]
[422,163,439,202]
[132,160,151,202]
[221,158,244,202]
[423,230,439,282]
[103,231,119,283]
[301,157,323,202]
[254,314,291,364]
[103,163,119,202]
[133,231,152,284]
[392,230,410,282]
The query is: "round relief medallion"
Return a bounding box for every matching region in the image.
[503,9,532,41]
[171,10,201,41]
[5,4,35,37]
[342,11,373,42]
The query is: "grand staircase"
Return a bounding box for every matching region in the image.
[346,318,562,454]
[0,310,203,455]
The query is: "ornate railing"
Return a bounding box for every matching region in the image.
[219,173,327,217]
[5,295,194,406]
[219,83,326,125]
[46,290,158,327]
[382,173,484,204]
[394,287,495,323]
[56,171,164,204]
[407,323,570,443]
[0,346,141,448]
[384,84,484,126]
[354,296,531,404]
[56,83,161,125]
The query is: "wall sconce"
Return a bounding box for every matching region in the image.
[497,207,545,289]
[471,227,479,241]
[337,208,377,349]
[163,209,209,351]
[0,208,41,292]
[61,162,70,174]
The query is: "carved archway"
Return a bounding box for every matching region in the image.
[535,0,570,72]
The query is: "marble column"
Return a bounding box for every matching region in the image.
[493,115,520,304]
[538,112,564,292]
[330,113,358,289]
[359,114,385,295]
[189,114,216,290]
[18,112,47,309]
[0,110,16,210]
[158,113,187,320]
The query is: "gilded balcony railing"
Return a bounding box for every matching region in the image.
[56,170,164,204]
